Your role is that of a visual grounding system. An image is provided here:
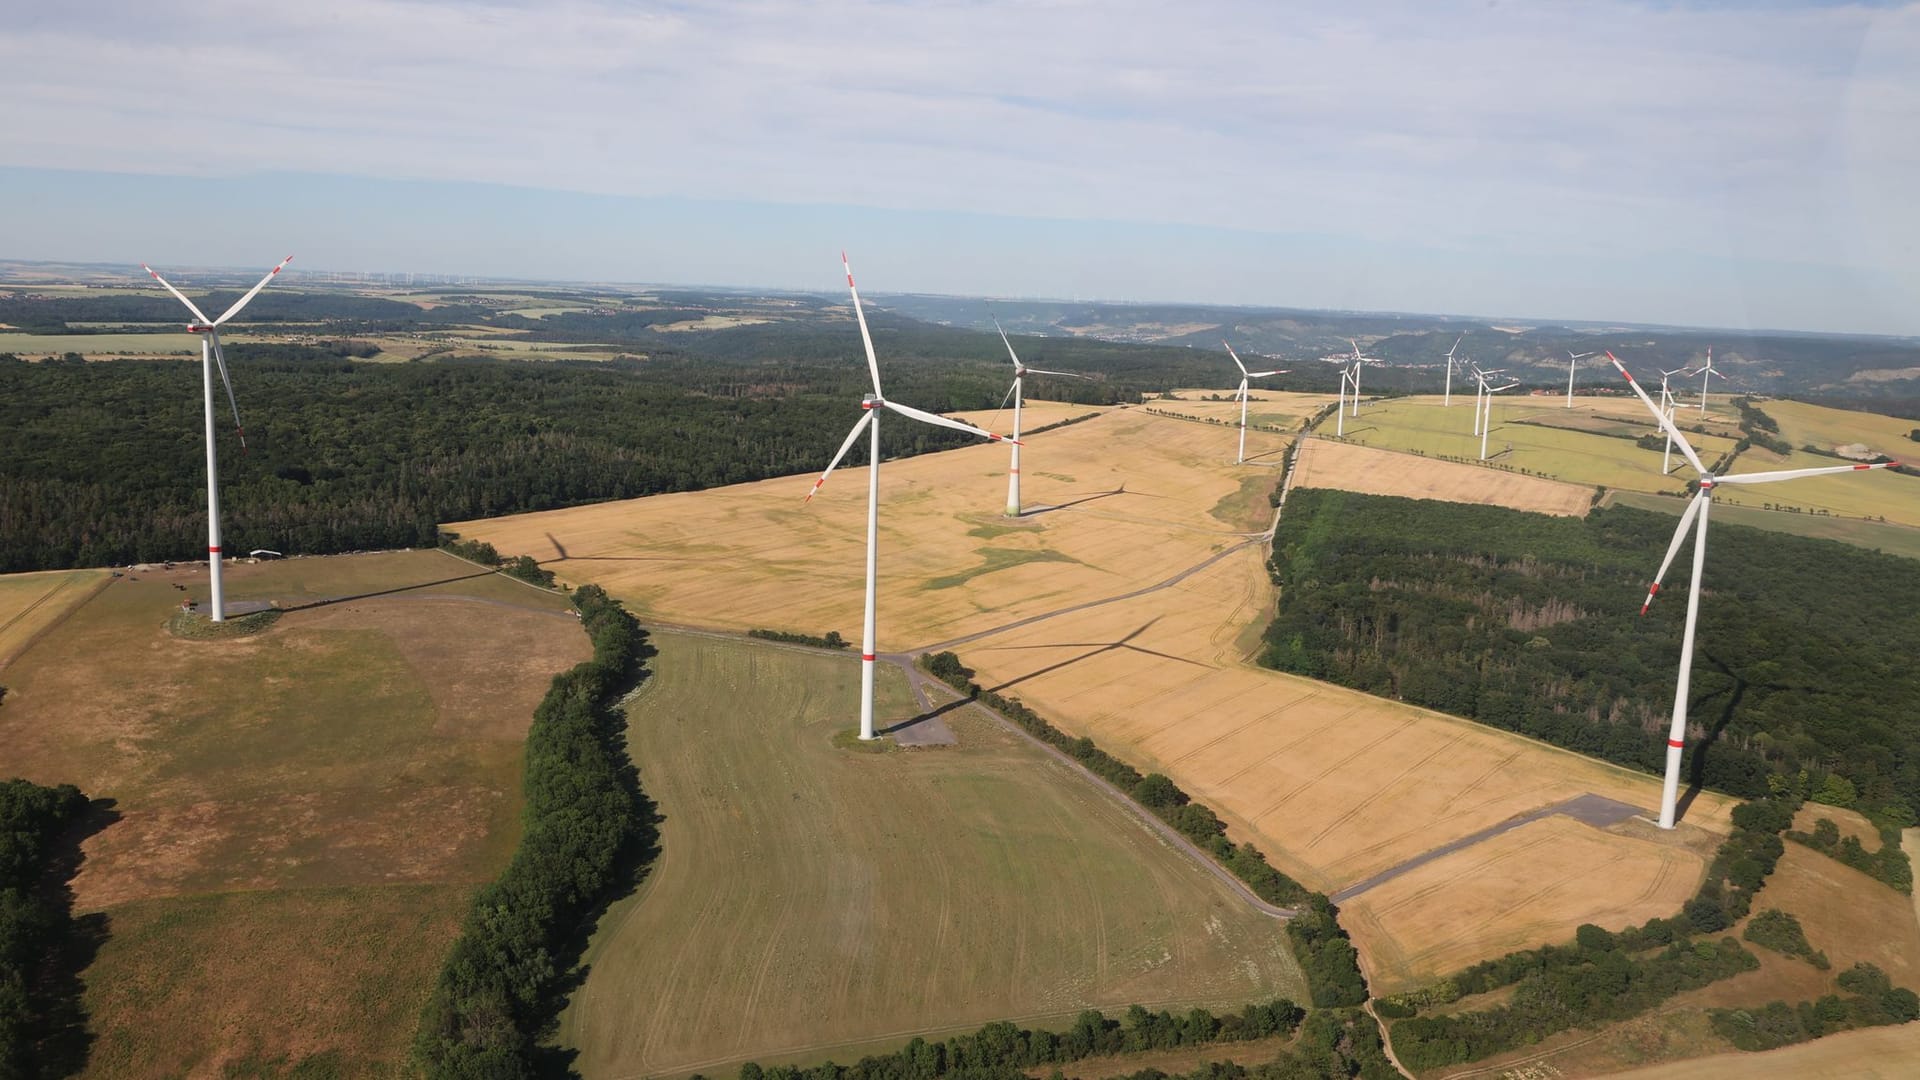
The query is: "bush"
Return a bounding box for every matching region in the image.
[749,628,849,650]
[1742,909,1827,968]
[0,778,91,1075]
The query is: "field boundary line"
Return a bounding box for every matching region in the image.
[0,571,114,670]
[434,546,571,595]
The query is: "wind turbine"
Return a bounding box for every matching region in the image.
[808,254,1018,741]
[1469,365,1506,436]
[1656,364,1692,475]
[1565,350,1595,408]
[1344,339,1383,417]
[1443,335,1465,408]
[1479,377,1518,460]
[1694,347,1724,416]
[1609,351,1898,829]
[993,318,1088,516]
[142,256,293,622]
[1224,341,1288,464]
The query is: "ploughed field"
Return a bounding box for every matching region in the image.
[559,631,1305,1077]
[0,550,586,1077]
[453,401,1728,999]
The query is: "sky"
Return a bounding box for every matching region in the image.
[3,0,1917,335]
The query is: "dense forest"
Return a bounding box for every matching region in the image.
[0,778,92,1075]
[1261,491,1920,818]
[0,346,1119,572]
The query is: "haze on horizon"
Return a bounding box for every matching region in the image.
[3,0,1917,337]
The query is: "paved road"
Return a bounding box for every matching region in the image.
[1329,793,1642,904]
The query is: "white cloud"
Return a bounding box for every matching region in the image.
[4,1,1917,323]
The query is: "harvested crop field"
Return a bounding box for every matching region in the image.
[0,550,587,1074]
[457,406,1729,986]
[1289,437,1594,516]
[560,631,1304,1077]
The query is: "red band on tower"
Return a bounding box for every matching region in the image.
[1667,738,1684,748]
[861,653,875,661]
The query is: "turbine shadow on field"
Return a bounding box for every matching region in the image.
[545,532,569,561]
[879,693,970,737]
[41,798,121,1078]
[1023,485,1132,517]
[278,570,495,611]
[979,618,1207,696]
[533,628,665,1080]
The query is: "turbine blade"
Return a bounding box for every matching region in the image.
[212,255,294,326]
[1223,341,1248,375]
[1247,369,1287,378]
[1716,461,1900,485]
[1022,368,1089,378]
[1236,378,1249,403]
[208,331,247,452]
[842,252,884,397]
[142,264,213,325]
[1606,352,1706,475]
[883,400,1017,443]
[805,411,874,502]
[1642,492,1706,614]
[993,317,1023,370]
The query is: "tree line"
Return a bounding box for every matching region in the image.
[723,1002,1398,1080]
[1260,490,1920,822]
[412,584,654,1076]
[0,779,91,1076]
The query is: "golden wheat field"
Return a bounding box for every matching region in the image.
[453,405,1730,985]
[1289,438,1595,516]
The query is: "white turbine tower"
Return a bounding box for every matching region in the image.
[993,318,1087,516]
[808,254,1018,741]
[1694,347,1724,416]
[1443,335,1465,408]
[1565,350,1595,408]
[1344,339,1383,417]
[1224,341,1287,464]
[143,256,293,622]
[1656,365,1692,475]
[1479,377,1518,460]
[1468,365,1506,436]
[1609,351,1899,829]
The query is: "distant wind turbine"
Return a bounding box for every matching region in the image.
[808,254,1019,741]
[1657,365,1692,475]
[993,318,1088,516]
[1610,351,1898,829]
[1344,339,1383,417]
[1565,350,1595,409]
[1224,341,1287,464]
[142,256,293,622]
[1468,365,1506,437]
[1443,335,1465,408]
[1478,377,1518,460]
[1694,347,1725,416]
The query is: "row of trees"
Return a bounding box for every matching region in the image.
[1788,816,1913,892]
[919,652,1366,1008]
[412,584,652,1076]
[0,779,91,1076]
[1260,490,1920,820]
[726,1002,1399,1080]
[1710,963,1920,1052]
[1380,792,1806,1068]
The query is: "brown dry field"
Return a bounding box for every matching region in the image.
[1342,816,1710,995]
[1146,389,1344,434]
[1289,438,1595,517]
[0,566,110,665]
[0,551,587,1074]
[1430,839,1920,1078]
[454,407,1730,986]
[945,397,1110,434]
[1607,1023,1920,1079]
[1792,804,1884,849]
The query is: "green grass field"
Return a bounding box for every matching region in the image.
[0,550,585,1075]
[1609,491,1920,560]
[0,332,208,356]
[558,632,1305,1078]
[1327,396,1741,495]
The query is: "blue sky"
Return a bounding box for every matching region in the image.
[3,1,1916,335]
